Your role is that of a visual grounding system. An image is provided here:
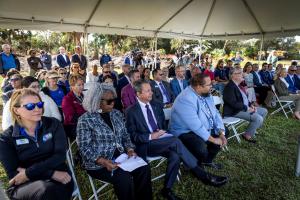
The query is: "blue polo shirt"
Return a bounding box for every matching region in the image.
[49,87,65,107]
[1,53,16,70]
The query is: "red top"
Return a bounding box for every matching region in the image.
[203,69,214,81]
[62,91,86,125]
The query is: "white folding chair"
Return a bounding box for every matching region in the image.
[146,156,167,181]
[66,149,83,200]
[87,175,110,200]
[213,95,247,143]
[270,85,294,118]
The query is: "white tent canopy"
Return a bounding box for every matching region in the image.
[0,0,299,40]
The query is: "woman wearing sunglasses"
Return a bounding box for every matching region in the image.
[2,73,23,105]
[0,88,74,200]
[42,71,68,114]
[2,76,62,131]
[57,68,70,92]
[77,83,152,200]
[62,75,86,140]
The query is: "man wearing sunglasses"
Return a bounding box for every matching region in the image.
[285,65,300,94]
[2,74,23,105]
[98,64,118,88]
[0,44,20,77]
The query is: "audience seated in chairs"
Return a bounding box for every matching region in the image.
[170,66,188,98]
[0,89,73,200]
[42,70,68,114]
[223,67,268,143]
[285,65,300,94]
[1,69,20,93]
[274,68,300,120]
[2,73,23,105]
[252,63,272,106]
[243,62,258,105]
[150,69,174,108]
[62,75,86,140]
[76,83,152,200]
[86,64,100,83]
[126,80,228,200]
[169,74,228,170]
[121,69,140,110]
[141,67,151,81]
[213,59,229,95]
[2,76,62,130]
[57,67,70,92]
[98,64,118,87]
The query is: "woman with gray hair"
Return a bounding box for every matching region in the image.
[76,83,152,200]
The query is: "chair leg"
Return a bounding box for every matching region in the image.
[231,125,241,143]
[88,176,99,200]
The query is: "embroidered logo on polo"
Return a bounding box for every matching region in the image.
[16,138,29,145]
[42,133,53,142]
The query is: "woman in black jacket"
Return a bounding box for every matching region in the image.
[0,88,73,200]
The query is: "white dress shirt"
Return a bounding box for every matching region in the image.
[155,80,168,103]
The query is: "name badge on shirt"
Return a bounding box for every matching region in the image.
[42,133,53,142]
[154,85,159,88]
[16,138,29,145]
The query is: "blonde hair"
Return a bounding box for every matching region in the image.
[274,68,286,80]
[45,70,59,87]
[69,74,84,86]
[10,89,43,126]
[71,63,80,74]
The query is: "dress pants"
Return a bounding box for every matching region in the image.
[179,132,221,164]
[7,179,74,200]
[87,165,152,200]
[147,136,201,189]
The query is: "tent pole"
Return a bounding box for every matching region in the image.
[258,34,264,62]
[154,35,158,69]
[198,39,202,65]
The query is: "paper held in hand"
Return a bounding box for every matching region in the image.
[114,153,147,172]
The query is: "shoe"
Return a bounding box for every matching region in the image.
[161,188,183,200]
[202,162,223,170]
[200,173,228,187]
[242,134,257,143]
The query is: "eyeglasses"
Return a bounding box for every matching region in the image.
[21,102,44,111]
[290,70,297,72]
[101,98,116,105]
[103,71,111,74]
[10,78,21,82]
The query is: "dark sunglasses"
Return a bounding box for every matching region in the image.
[60,73,67,75]
[102,98,116,105]
[103,71,111,73]
[22,102,44,111]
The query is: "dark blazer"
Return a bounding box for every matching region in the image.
[295,75,300,90]
[223,80,249,117]
[274,78,289,97]
[285,75,299,94]
[126,101,165,159]
[150,80,174,105]
[115,76,130,110]
[259,70,274,85]
[252,71,264,87]
[170,78,188,98]
[71,54,87,70]
[56,54,71,68]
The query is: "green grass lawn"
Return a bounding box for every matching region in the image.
[69,113,300,200]
[0,71,300,199]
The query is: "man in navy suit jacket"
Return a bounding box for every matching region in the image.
[71,46,87,71]
[170,66,188,98]
[126,80,228,199]
[150,69,174,108]
[285,65,300,94]
[252,63,271,105]
[56,47,71,68]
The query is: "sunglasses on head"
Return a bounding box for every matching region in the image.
[10,78,20,82]
[21,102,44,111]
[102,98,116,105]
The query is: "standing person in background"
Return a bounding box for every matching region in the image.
[100,51,111,67]
[56,47,71,68]
[40,50,52,70]
[267,50,278,69]
[71,46,87,75]
[0,44,20,77]
[27,49,43,76]
[231,51,244,65]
